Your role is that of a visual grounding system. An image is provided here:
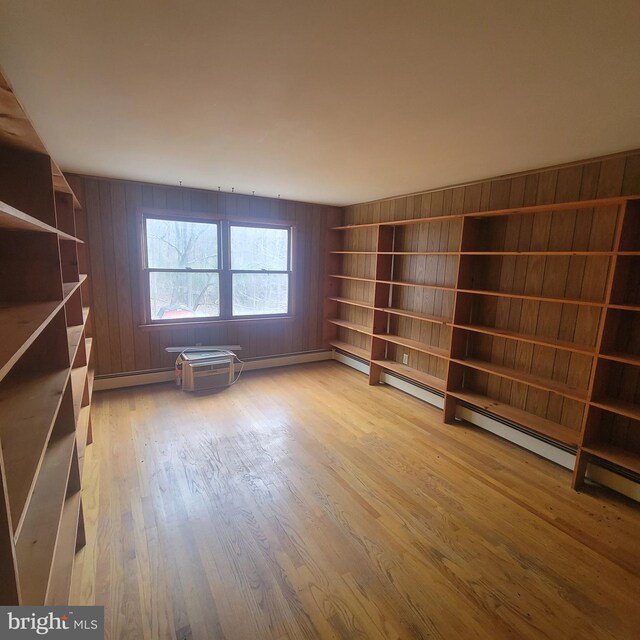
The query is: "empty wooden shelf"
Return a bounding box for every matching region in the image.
[325,195,640,492]
[451,358,589,402]
[0,67,94,605]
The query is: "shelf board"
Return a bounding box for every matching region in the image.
[330,251,377,255]
[328,318,372,335]
[466,196,632,220]
[67,307,90,366]
[330,250,635,258]
[591,398,640,421]
[331,251,459,255]
[332,196,637,231]
[373,333,448,359]
[58,234,84,245]
[382,251,457,256]
[45,491,82,605]
[581,443,640,475]
[76,406,91,461]
[61,275,86,300]
[333,213,460,230]
[330,277,456,292]
[448,389,580,446]
[451,358,588,402]
[0,200,78,242]
[599,352,640,367]
[372,359,445,391]
[452,323,596,356]
[377,279,456,292]
[330,340,370,361]
[52,168,81,209]
[70,366,88,420]
[0,285,87,385]
[0,301,61,382]
[1,368,69,536]
[460,251,618,256]
[87,368,95,406]
[328,297,374,310]
[15,430,76,605]
[67,325,84,366]
[457,288,604,307]
[328,274,376,283]
[608,303,640,312]
[376,307,450,325]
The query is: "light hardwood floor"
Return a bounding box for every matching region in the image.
[70,361,640,639]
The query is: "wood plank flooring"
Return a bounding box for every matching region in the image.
[70,361,640,639]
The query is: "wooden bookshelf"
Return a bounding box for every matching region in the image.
[325,195,640,494]
[1,367,71,537]
[0,67,94,605]
[571,200,640,487]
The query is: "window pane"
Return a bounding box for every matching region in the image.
[149,272,220,320]
[230,226,289,271]
[146,218,218,269]
[232,273,288,316]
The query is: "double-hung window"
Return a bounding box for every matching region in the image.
[229,224,290,316]
[142,214,292,324]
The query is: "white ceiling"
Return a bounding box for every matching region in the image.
[1,0,639,206]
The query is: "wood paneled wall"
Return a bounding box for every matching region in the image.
[339,150,640,431]
[344,151,640,225]
[66,174,340,376]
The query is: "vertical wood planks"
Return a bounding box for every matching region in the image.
[69,174,336,376]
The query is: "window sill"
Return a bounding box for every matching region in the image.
[138,315,295,331]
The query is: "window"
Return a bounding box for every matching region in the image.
[230,224,290,316]
[142,214,292,323]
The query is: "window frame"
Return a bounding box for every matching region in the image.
[138,209,294,327]
[227,221,293,319]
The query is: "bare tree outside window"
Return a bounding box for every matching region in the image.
[230,225,290,316]
[146,218,220,320]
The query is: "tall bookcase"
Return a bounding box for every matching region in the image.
[325,196,640,492]
[0,69,94,604]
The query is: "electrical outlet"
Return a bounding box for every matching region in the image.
[402,353,409,365]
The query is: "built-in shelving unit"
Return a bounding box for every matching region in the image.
[325,195,640,492]
[0,68,94,605]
